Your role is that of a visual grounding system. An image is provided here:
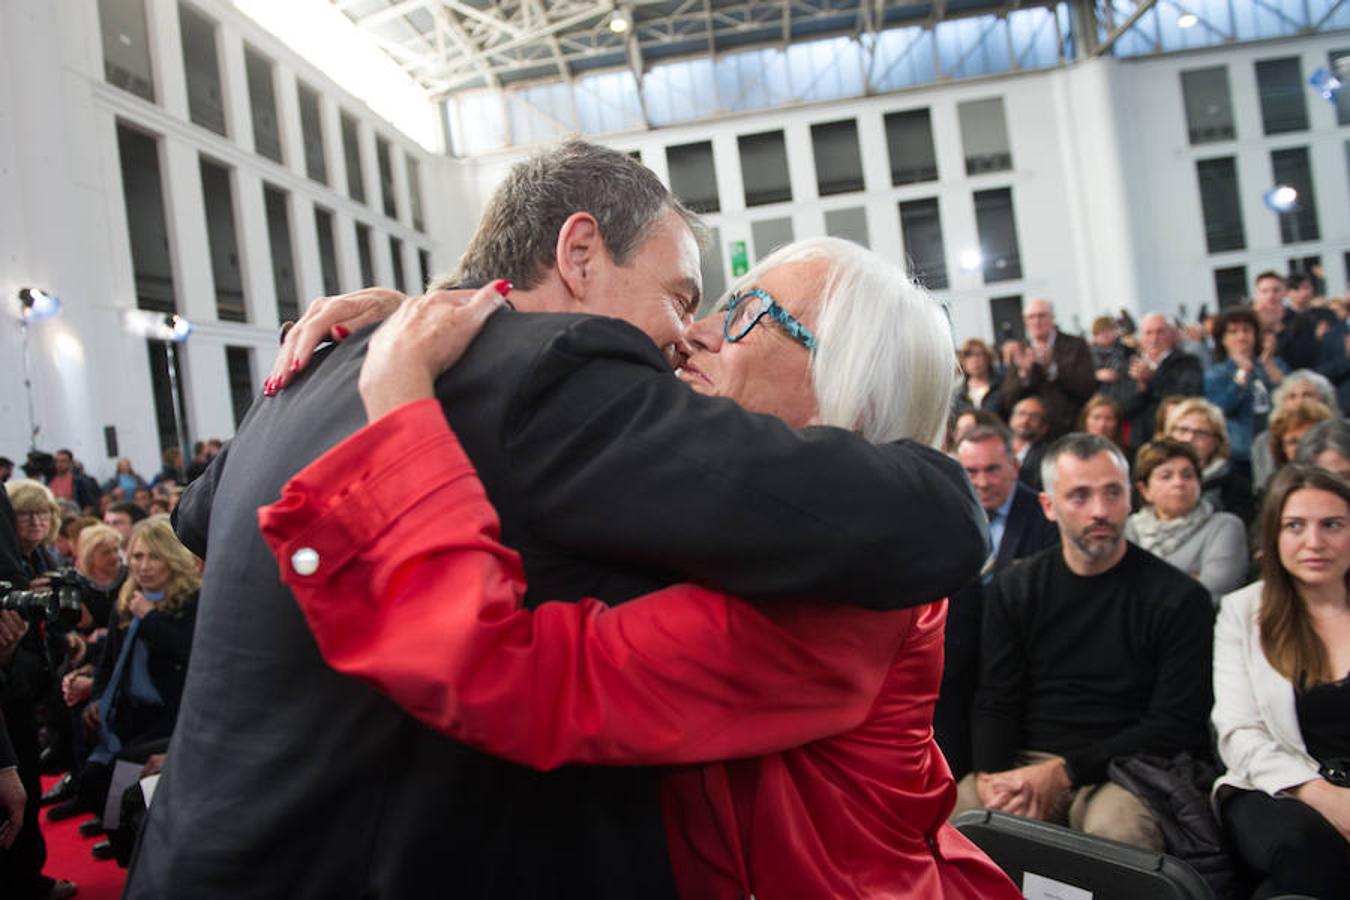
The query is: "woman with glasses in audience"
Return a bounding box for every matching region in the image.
[1212,465,1350,899]
[1204,308,1287,482]
[1124,439,1249,605]
[1252,371,1338,490]
[1166,397,1257,526]
[953,338,1003,417]
[261,240,1020,899]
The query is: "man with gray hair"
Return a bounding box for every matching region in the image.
[999,299,1097,439]
[952,433,1213,851]
[1122,312,1203,450]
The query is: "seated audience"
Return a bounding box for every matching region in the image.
[1263,398,1335,490]
[1089,315,1131,404]
[1077,394,1126,449]
[1124,439,1248,604]
[939,425,1059,777]
[998,299,1097,439]
[1009,396,1051,491]
[1166,397,1257,526]
[1205,307,1287,480]
[1251,370,1338,489]
[1121,313,1204,450]
[102,502,147,546]
[101,459,145,500]
[1212,465,1350,899]
[1294,418,1350,481]
[953,338,1003,416]
[950,408,1005,451]
[953,434,1214,851]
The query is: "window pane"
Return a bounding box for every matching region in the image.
[200,158,246,322]
[958,98,1012,175]
[1255,57,1308,135]
[1180,67,1235,144]
[1195,157,1245,253]
[973,188,1022,283]
[751,218,795,262]
[376,137,396,219]
[99,0,155,102]
[314,207,339,295]
[1270,147,1320,243]
[884,109,938,186]
[355,223,374,287]
[811,119,864,196]
[116,124,176,313]
[146,341,189,454]
[824,207,870,248]
[225,346,255,428]
[263,185,298,322]
[341,113,365,203]
[298,82,327,184]
[179,4,226,136]
[245,47,282,164]
[738,130,792,207]
[698,226,725,317]
[1331,50,1350,126]
[898,198,948,289]
[666,141,720,214]
[1213,266,1248,309]
[407,155,424,231]
[990,295,1025,343]
[418,248,431,291]
[389,236,406,294]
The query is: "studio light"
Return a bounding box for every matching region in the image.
[607,7,631,34]
[1177,13,1199,28]
[1263,185,1299,213]
[959,249,984,272]
[17,287,62,321]
[1309,67,1343,102]
[168,314,193,342]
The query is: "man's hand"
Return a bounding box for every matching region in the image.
[0,611,28,668]
[976,771,1027,813]
[977,758,1071,821]
[62,670,93,707]
[1095,367,1119,384]
[358,282,511,422]
[266,287,407,394]
[0,766,25,849]
[140,753,167,778]
[1128,355,1153,387]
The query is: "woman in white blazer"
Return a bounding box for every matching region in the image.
[1212,465,1350,899]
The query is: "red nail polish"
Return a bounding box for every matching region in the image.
[494,279,513,297]
[334,324,350,340]
[290,360,300,373]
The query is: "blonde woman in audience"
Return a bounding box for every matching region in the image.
[1077,394,1126,449]
[1212,465,1350,899]
[1251,371,1338,489]
[1264,399,1335,488]
[1124,439,1249,605]
[1166,397,1256,525]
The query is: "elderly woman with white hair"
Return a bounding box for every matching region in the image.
[259,238,1020,899]
[1251,370,1339,489]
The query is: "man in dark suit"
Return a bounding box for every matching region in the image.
[1121,313,1204,450]
[999,298,1097,439]
[1010,395,1050,492]
[937,425,1059,777]
[125,141,987,899]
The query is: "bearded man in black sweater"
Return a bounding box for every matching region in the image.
[952,433,1214,851]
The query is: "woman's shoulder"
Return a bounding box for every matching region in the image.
[1219,580,1263,620]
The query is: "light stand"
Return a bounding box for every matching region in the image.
[16,288,62,451]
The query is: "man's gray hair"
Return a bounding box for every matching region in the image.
[1294,418,1350,466]
[958,424,1014,457]
[435,140,702,290]
[1040,432,1130,499]
[1272,369,1337,410]
[730,236,956,447]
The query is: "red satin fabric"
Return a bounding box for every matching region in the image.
[259,399,1018,899]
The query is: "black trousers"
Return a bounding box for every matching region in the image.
[1221,787,1350,900]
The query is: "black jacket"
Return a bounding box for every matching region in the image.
[127,311,987,900]
[93,594,196,741]
[1121,350,1205,449]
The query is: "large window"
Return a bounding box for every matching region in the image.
[116,124,176,313]
[751,218,795,262]
[314,207,339,295]
[972,188,1022,283]
[1270,147,1320,243]
[355,223,374,286]
[376,136,397,219]
[666,141,720,214]
[958,99,1012,175]
[200,158,246,322]
[263,185,298,323]
[1195,157,1245,253]
[99,0,155,101]
[297,82,328,185]
[738,130,792,207]
[1255,57,1309,135]
[824,207,870,248]
[1180,67,1235,144]
[244,46,282,164]
[407,155,425,231]
[179,4,226,136]
[146,342,190,453]
[898,198,948,290]
[389,236,407,294]
[1213,266,1248,309]
[811,120,864,196]
[225,346,255,428]
[884,109,938,186]
[341,113,365,203]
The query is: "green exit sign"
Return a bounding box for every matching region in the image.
[729,240,748,277]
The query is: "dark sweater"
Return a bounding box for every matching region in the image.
[973,542,1214,785]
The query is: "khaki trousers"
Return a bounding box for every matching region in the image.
[951,750,1164,852]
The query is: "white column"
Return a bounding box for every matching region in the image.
[160,137,217,324]
[235,169,279,327]
[217,22,253,153]
[292,195,325,309]
[145,0,188,121]
[274,66,305,180]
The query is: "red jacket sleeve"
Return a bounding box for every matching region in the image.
[259,399,912,771]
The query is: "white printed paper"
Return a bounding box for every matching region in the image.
[140,772,161,808]
[1022,871,1094,900]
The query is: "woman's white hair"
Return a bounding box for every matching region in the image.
[1272,369,1336,410]
[729,236,956,447]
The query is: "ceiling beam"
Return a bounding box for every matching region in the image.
[1094,0,1158,55]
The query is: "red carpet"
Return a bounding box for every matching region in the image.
[36,775,126,900]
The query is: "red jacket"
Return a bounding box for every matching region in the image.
[259,399,1018,899]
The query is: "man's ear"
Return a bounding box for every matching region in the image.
[555,211,604,302]
[1038,492,1056,522]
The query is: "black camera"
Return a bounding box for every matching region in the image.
[0,568,86,630]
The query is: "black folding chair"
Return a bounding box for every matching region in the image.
[952,809,1214,900]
